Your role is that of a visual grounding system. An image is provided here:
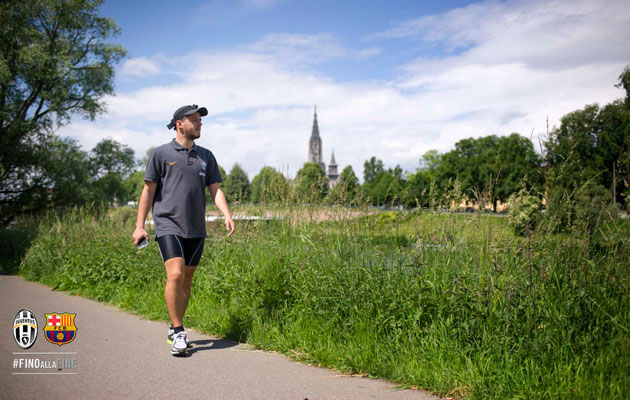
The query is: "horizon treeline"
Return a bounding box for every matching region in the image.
[214,66,630,212]
[2,67,628,225]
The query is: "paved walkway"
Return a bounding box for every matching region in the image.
[1,276,439,400]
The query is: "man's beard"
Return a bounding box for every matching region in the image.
[187,129,201,140]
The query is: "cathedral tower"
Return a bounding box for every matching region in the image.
[308,106,325,170]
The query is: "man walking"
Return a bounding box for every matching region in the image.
[132,104,235,356]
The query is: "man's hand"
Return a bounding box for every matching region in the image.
[132,227,150,246]
[133,181,156,247]
[225,217,235,237]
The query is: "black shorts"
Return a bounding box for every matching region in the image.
[156,235,205,266]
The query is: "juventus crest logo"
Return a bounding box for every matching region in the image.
[13,309,38,349]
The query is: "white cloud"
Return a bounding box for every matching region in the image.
[378,0,630,69]
[59,0,629,181]
[247,33,379,66]
[120,57,162,78]
[57,121,157,161]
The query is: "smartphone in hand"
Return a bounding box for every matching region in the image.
[137,237,148,249]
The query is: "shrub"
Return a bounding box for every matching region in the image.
[543,181,618,235]
[507,191,540,235]
[110,206,136,226]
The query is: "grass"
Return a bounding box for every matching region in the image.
[12,205,630,399]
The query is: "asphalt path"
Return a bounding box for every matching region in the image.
[1,276,439,400]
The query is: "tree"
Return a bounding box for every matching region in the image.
[361,158,407,206]
[440,136,499,196]
[616,65,630,109]
[362,156,385,205]
[123,146,153,205]
[218,165,227,181]
[223,163,250,203]
[372,170,404,206]
[250,166,288,204]
[89,139,135,178]
[295,162,328,203]
[540,67,630,229]
[420,149,442,174]
[340,165,360,188]
[436,134,541,210]
[140,146,155,169]
[0,0,126,224]
[370,166,407,206]
[123,170,145,204]
[90,173,126,207]
[33,136,93,209]
[328,165,361,205]
[85,139,136,207]
[494,134,542,204]
[405,171,431,208]
[545,66,630,208]
[544,105,601,188]
[363,156,384,184]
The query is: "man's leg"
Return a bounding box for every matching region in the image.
[164,257,187,327]
[158,235,198,354]
[180,237,204,316]
[182,265,197,314]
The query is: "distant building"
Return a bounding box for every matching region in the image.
[308,106,325,169]
[327,151,339,188]
[307,106,340,188]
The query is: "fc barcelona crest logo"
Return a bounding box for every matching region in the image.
[44,313,77,346]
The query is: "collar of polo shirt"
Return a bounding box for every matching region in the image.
[171,139,195,152]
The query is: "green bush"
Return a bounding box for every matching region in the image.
[109,206,137,226]
[376,211,398,225]
[543,181,618,235]
[507,191,540,235]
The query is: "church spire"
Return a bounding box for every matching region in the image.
[308,105,324,168]
[311,105,320,138]
[329,149,337,166]
[327,148,339,188]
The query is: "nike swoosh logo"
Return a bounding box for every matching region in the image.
[168,162,177,166]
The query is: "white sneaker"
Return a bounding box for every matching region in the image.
[170,331,188,355]
[167,327,192,348]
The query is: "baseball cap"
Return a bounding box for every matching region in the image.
[167,104,208,130]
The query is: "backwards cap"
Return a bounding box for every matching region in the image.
[167,104,208,130]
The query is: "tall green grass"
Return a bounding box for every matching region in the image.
[17,206,630,399]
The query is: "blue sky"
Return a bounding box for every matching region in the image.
[101,0,471,72]
[100,0,477,85]
[60,0,630,180]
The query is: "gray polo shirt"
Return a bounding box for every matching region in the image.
[144,139,222,238]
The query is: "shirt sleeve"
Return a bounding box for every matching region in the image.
[144,148,162,183]
[205,152,223,186]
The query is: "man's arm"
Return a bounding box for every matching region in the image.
[208,182,235,237]
[132,181,158,245]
